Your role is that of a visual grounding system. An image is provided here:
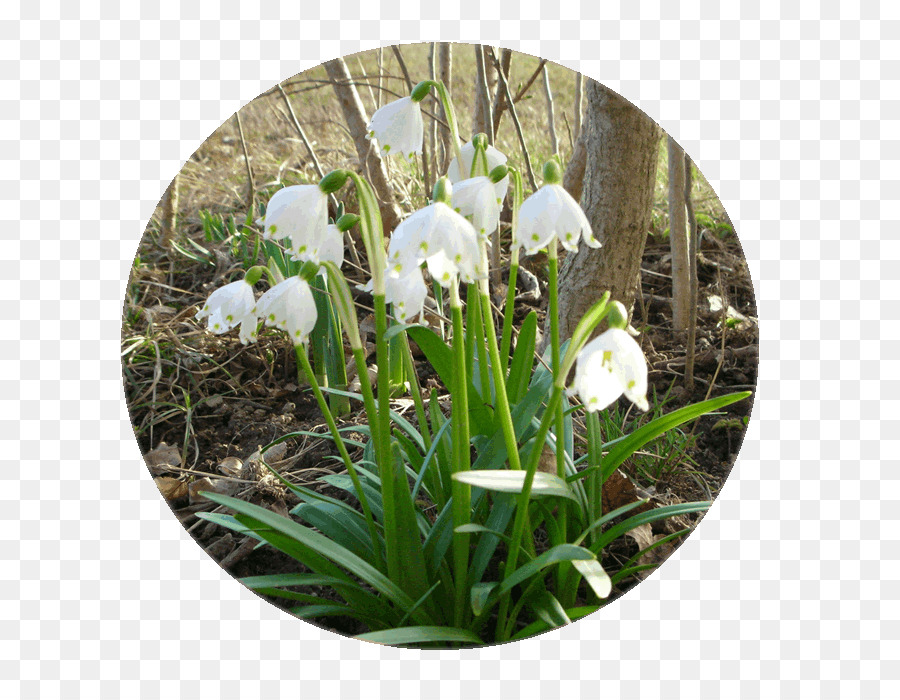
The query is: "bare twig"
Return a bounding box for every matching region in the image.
[275,83,326,180]
[233,111,255,210]
[390,44,414,92]
[474,44,494,143]
[486,46,537,191]
[435,42,453,171]
[490,48,512,138]
[512,58,548,104]
[684,153,698,392]
[159,173,179,250]
[541,63,558,155]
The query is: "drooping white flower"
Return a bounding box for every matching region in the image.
[296,223,344,273]
[385,267,428,323]
[447,141,509,204]
[366,96,423,159]
[450,176,502,239]
[257,185,329,264]
[195,279,258,345]
[253,276,317,346]
[387,202,483,287]
[515,183,600,255]
[568,328,649,412]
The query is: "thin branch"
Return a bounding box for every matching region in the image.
[390,45,414,92]
[474,44,494,143]
[276,83,326,180]
[512,58,548,104]
[684,154,698,392]
[541,63,558,155]
[490,48,512,138]
[573,72,584,142]
[486,47,537,191]
[233,111,255,211]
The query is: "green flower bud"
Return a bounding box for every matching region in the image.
[298,260,321,283]
[335,213,361,233]
[542,159,563,186]
[606,300,629,330]
[318,169,349,195]
[489,164,509,184]
[472,132,489,151]
[243,265,267,286]
[432,176,453,205]
[410,80,434,103]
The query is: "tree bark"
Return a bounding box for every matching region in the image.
[563,127,586,201]
[324,57,401,233]
[555,81,661,342]
[435,42,453,172]
[668,135,691,330]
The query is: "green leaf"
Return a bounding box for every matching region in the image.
[506,310,537,404]
[453,523,511,542]
[600,392,751,481]
[510,605,600,641]
[407,325,494,435]
[499,544,595,595]
[292,502,375,560]
[591,502,711,554]
[470,582,498,617]
[203,492,432,625]
[572,559,612,599]
[529,590,571,628]
[356,626,484,647]
[452,470,579,503]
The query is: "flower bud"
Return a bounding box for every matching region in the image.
[489,164,509,184]
[410,80,433,103]
[298,260,321,283]
[243,265,267,286]
[335,213,360,233]
[318,169,349,195]
[606,300,629,330]
[472,133,489,151]
[542,159,563,186]
[432,176,453,205]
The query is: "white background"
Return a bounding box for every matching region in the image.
[3,1,896,698]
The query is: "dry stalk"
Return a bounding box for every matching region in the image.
[486,46,537,191]
[233,111,255,211]
[541,63,558,155]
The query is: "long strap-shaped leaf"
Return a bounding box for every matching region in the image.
[356,626,484,647]
[202,492,434,626]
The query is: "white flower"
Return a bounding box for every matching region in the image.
[366,96,423,159]
[568,328,649,412]
[195,279,258,345]
[296,223,344,273]
[257,185,329,263]
[387,202,482,287]
[450,176,502,239]
[253,276,317,345]
[514,183,600,255]
[386,268,428,323]
[447,141,509,204]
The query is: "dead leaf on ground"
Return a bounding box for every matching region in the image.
[154,476,188,501]
[188,476,234,504]
[144,442,182,475]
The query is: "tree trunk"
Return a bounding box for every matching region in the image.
[562,126,586,201]
[324,57,401,233]
[472,45,493,141]
[435,42,453,172]
[668,135,691,330]
[555,82,661,342]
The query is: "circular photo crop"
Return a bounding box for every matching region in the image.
[122,43,757,648]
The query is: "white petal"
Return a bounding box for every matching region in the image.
[366,96,423,158]
[447,142,508,181]
[429,203,482,283]
[388,208,431,277]
[261,185,327,249]
[572,328,649,412]
[316,224,345,269]
[385,268,427,322]
[197,280,256,333]
[451,177,501,239]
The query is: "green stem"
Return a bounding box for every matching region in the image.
[548,244,568,591]
[585,410,603,549]
[449,282,471,627]
[494,383,566,642]
[434,81,463,166]
[401,333,431,451]
[372,292,397,579]
[296,346,383,572]
[499,258,519,374]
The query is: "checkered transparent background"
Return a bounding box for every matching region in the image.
[2,1,897,698]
